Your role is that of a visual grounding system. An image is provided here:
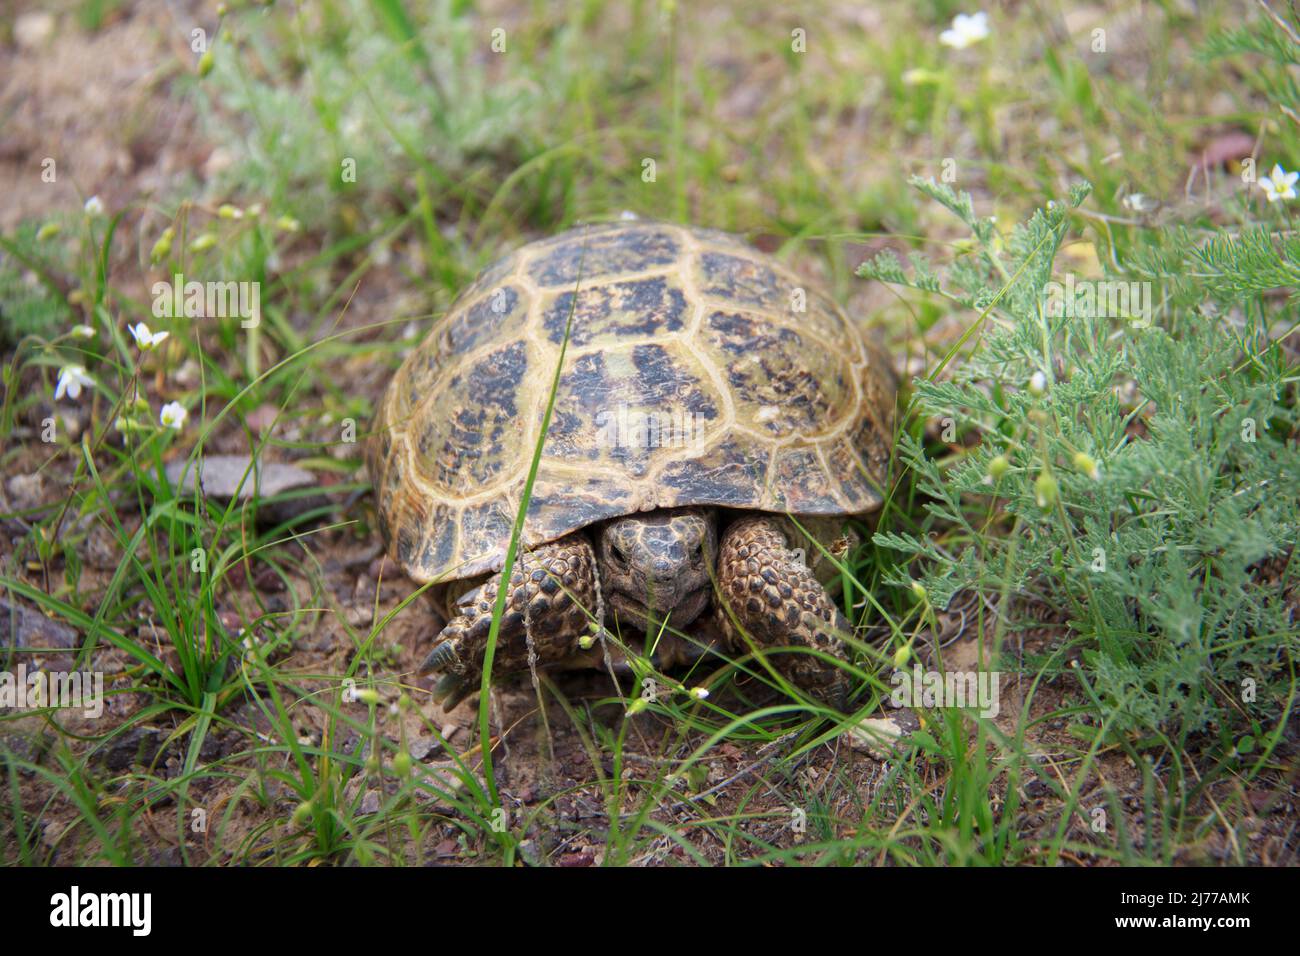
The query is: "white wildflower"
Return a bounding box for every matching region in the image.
[940,12,989,50]
[160,401,187,430]
[130,322,170,351]
[1260,164,1298,203]
[55,365,93,401]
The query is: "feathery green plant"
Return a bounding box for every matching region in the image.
[861,176,1298,745]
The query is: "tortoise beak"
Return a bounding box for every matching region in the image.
[609,582,710,631]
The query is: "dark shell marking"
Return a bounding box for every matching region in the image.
[445,283,527,353]
[528,225,681,287]
[418,341,528,495]
[542,275,688,346]
[372,221,896,583]
[703,308,854,438]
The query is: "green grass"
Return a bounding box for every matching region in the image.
[1,0,1297,866]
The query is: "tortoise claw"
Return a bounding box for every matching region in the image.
[432,673,475,711]
[454,585,484,610]
[421,642,457,673]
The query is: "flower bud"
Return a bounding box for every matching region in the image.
[1034,472,1058,510]
[150,226,175,264]
[392,750,412,777]
[1073,451,1100,480]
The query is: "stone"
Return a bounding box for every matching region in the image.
[0,598,77,651]
[164,455,327,525]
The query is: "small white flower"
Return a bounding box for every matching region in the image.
[130,322,170,351]
[71,324,95,338]
[1028,370,1047,396]
[1122,193,1151,212]
[83,196,104,217]
[689,686,710,700]
[160,401,187,430]
[55,365,93,401]
[940,12,989,50]
[1259,164,1298,203]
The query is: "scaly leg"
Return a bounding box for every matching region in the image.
[420,534,598,711]
[714,516,852,709]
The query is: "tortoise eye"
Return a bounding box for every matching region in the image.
[611,543,629,564]
[692,543,704,561]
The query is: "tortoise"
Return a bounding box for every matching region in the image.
[368,220,896,711]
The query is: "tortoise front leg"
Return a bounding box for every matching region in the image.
[714,516,852,709]
[420,534,599,711]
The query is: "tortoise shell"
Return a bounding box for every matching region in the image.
[369,221,896,584]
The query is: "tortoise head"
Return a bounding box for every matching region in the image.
[598,507,716,630]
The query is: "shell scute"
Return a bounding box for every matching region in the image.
[424,341,528,494]
[528,224,681,287]
[656,435,768,506]
[803,289,860,353]
[696,250,792,313]
[770,446,842,512]
[525,478,639,536]
[445,283,529,353]
[702,308,854,438]
[541,274,689,347]
[417,502,458,577]
[458,500,513,559]
[542,346,722,477]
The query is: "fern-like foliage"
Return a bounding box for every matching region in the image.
[861,177,1299,743]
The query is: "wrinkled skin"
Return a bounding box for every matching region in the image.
[599,508,716,634]
[421,507,853,710]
